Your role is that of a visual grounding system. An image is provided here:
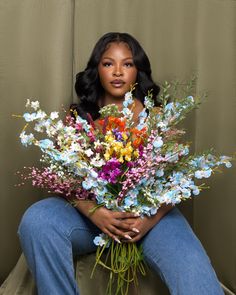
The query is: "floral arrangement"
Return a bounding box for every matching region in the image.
[16,81,232,295]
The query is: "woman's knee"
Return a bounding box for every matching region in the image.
[18,196,98,243]
[18,197,67,240]
[143,208,210,267]
[142,208,222,294]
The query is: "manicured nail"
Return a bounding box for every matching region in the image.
[114,237,121,244]
[132,228,140,233]
[124,234,132,240]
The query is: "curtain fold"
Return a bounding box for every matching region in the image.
[194,0,236,292]
[0,0,235,292]
[0,0,74,282]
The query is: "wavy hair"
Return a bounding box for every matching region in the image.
[72,32,160,120]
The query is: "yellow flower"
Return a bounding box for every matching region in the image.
[105,134,115,143]
[104,146,113,160]
[125,154,132,161]
[120,142,133,162]
[113,142,123,153]
[118,156,124,163]
[104,152,111,161]
[133,150,139,158]
[122,132,128,141]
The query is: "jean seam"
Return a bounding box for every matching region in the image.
[66,225,100,239]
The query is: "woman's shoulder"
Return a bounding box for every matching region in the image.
[152,106,162,114]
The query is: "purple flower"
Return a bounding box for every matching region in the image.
[127,161,135,168]
[138,145,144,157]
[99,158,122,183]
[113,128,123,141]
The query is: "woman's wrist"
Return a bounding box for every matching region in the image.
[152,204,173,223]
[75,200,98,219]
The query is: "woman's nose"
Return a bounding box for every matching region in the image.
[113,65,123,77]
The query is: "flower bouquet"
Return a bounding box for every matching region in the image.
[16,81,232,295]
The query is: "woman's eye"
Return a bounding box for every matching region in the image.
[103,62,112,67]
[124,62,134,67]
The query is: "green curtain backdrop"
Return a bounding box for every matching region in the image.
[0,0,74,283]
[0,0,235,294]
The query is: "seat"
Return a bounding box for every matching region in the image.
[0,253,169,295]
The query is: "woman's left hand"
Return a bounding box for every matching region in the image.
[121,204,173,243]
[120,216,158,242]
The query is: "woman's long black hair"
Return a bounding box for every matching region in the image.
[72,32,160,120]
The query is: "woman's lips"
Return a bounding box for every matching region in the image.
[110,80,125,88]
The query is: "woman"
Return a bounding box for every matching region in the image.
[18,32,224,295]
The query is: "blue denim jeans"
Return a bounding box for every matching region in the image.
[18,197,224,295]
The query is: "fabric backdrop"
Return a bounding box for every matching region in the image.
[0,0,235,293]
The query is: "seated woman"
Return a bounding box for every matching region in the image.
[5,32,224,295]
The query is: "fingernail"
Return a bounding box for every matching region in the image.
[134,213,140,217]
[114,237,121,244]
[132,228,140,233]
[124,234,132,240]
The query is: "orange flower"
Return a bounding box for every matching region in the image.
[98,117,127,132]
[130,127,147,148]
[133,138,142,148]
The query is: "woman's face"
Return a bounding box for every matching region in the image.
[98,42,138,102]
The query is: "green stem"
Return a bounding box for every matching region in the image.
[91,241,146,295]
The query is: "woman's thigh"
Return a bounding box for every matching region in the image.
[140,207,223,295]
[18,196,101,255]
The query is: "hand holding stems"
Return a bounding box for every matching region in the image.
[120,203,173,243]
[76,200,173,243]
[76,200,140,243]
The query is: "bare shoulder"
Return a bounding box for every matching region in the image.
[152,106,162,114]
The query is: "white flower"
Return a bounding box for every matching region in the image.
[94,140,102,149]
[31,101,40,110]
[20,131,35,146]
[25,99,31,107]
[64,126,75,136]
[35,110,47,120]
[34,122,44,132]
[60,150,77,164]
[91,156,105,167]
[84,148,94,157]
[50,112,59,120]
[55,120,64,131]
[157,121,168,130]
[70,142,82,152]
[23,112,37,122]
[25,99,40,110]
[46,125,57,137]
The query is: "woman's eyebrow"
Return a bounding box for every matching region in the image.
[101,57,133,61]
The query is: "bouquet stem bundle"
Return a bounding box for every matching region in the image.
[91,241,145,295]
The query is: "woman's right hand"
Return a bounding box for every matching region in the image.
[76,200,139,242]
[89,206,139,243]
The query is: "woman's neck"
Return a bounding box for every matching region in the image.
[98,95,144,125]
[99,95,143,110]
[99,95,124,111]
